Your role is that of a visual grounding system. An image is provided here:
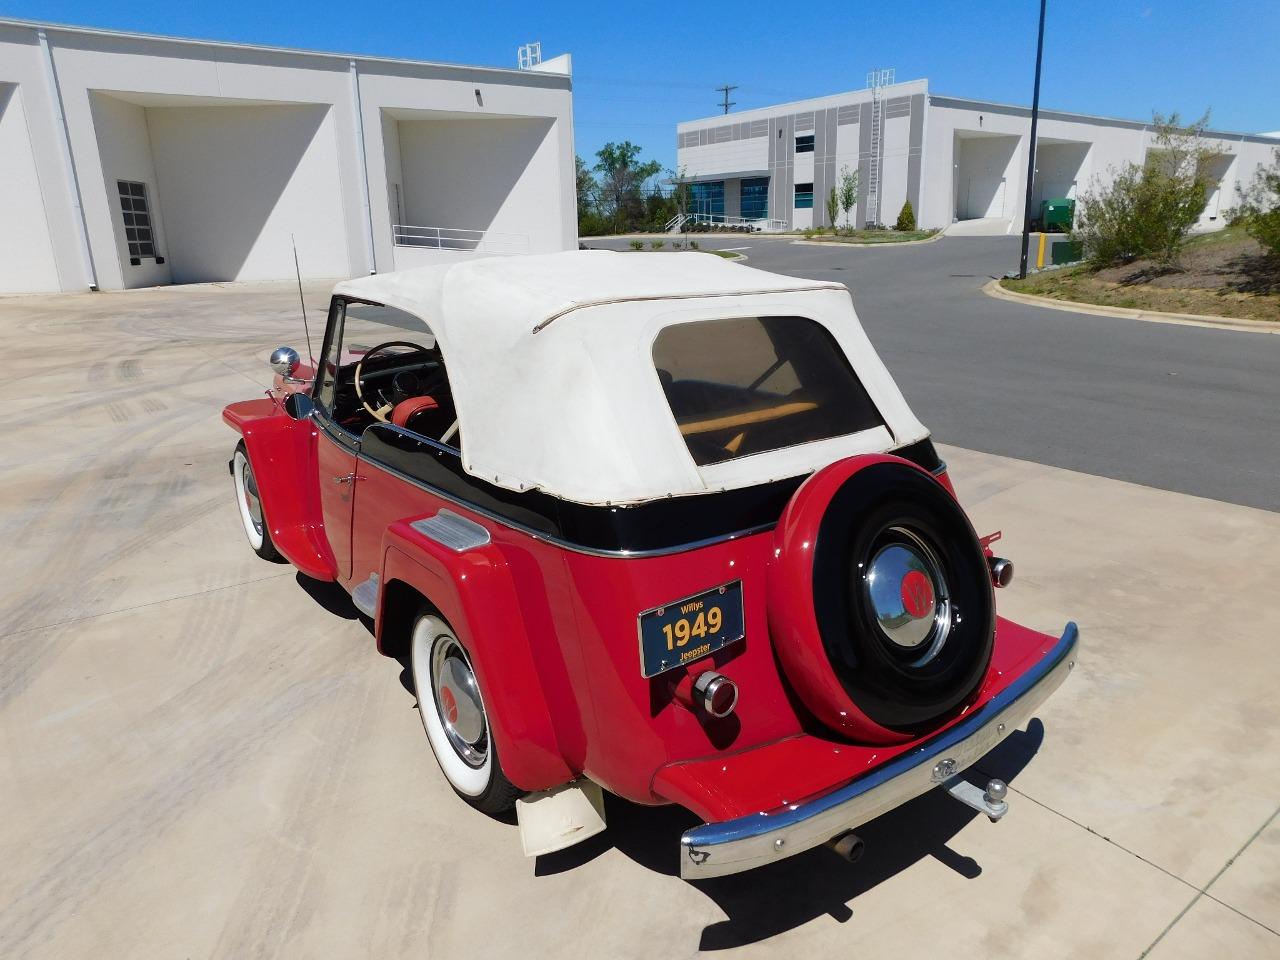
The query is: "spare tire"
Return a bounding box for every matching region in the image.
[767,454,994,743]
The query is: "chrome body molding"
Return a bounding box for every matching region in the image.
[679,622,1079,879]
[411,509,492,552]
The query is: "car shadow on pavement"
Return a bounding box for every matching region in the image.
[295,573,376,635]
[536,720,1045,951]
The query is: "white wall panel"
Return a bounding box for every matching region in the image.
[146,103,350,282]
[0,85,60,292]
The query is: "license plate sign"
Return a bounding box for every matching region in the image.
[638,581,745,679]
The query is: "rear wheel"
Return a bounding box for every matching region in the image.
[232,442,282,562]
[409,612,522,814]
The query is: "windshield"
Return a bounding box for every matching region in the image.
[652,315,884,466]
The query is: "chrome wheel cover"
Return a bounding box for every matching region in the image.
[430,635,488,768]
[241,461,264,537]
[863,526,952,667]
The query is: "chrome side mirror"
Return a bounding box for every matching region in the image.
[270,346,301,378]
[284,391,315,421]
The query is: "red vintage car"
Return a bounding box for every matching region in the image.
[224,251,1077,878]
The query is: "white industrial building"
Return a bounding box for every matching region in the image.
[676,75,1279,234]
[0,19,576,294]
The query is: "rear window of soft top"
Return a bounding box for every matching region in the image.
[652,315,885,466]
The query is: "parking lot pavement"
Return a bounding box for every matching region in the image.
[1,285,1277,958]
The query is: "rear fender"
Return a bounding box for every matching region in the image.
[222,399,337,580]
[378,520,574,793]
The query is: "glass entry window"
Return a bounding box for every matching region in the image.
[690,181,725,218]
[740,177,769,221]
[116,180,159,262]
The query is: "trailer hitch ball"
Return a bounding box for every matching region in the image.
[985,779,1008,804]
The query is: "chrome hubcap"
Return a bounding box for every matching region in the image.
[241,459,263,535]
[863,526,951,666]
[431,636,488,767]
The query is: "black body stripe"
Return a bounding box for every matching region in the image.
[356,423,944,555]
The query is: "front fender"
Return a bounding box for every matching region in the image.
[222,399,337,581]
[378,521,574,793]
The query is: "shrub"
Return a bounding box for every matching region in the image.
[825,187,840,232]
[1073,112,1222,268]
[689,240,699,250]
[650,239,665,250]
[629,239,643,251]
[894,200,916,231]
[1234,148,1280,256]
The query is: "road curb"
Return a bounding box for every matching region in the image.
[789,231,944,249]
[983,278,1280,335]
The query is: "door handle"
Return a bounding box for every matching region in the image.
[332,473,359,484]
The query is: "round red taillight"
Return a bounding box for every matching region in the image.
[692,672,738,718]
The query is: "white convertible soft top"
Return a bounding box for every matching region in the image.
[333,251,928,505]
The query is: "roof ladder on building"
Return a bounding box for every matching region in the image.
[865,68,894,227]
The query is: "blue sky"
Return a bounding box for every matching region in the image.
[5,0,1278,173]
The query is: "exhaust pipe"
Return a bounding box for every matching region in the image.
[988,556,1014,588]
[825,831,865,864]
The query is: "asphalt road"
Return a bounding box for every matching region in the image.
[588,235,1280,512]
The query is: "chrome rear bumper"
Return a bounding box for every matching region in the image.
[679,622,1079,879]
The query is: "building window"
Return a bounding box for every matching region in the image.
[795,134,815,154]
[794,183,814,209]
[741,177,769,221]
[117,180,158,260]
[690,180,725,218]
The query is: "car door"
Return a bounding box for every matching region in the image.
[310,297,357,583]
[315,418,358,582]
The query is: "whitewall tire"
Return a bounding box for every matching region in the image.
[409,612,522,814]
[232,442,282,561]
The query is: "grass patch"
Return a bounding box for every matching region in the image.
[1003,256,1280,323]
[701,249,744,259]
[797,229,938,244]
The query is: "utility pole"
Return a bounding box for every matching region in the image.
[716,84,737,115]
[1018,0,1048,279]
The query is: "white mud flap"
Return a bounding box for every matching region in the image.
[516,779,608,857]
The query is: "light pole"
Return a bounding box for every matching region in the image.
[1018,0,1048,279]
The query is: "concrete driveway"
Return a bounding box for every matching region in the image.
[1,283,1277,958]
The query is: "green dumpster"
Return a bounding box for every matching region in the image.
[1041,198,1075,233]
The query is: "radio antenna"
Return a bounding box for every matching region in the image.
[291,234,315,366]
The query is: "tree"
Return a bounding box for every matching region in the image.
[838,165,858,229]
[594,141,662,233]
[1233,148,1280,256]
[894,200,916,231]
[1073,112,1224,268]
[575,155,596,214]
[668,165,693,239]
[825,187,840,233]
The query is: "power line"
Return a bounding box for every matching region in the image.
[716,84,737,114]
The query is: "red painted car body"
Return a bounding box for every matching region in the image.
[224,256,1076,876]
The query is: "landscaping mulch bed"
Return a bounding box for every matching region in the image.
[1005,230,1280,322]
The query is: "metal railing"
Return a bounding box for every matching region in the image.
[392,224,530,255]
[681,212,788,232]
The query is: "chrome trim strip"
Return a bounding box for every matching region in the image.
[357,453,777,560]
[411,509,492,552]
[678,622,1079,879]
[932,458,947,478]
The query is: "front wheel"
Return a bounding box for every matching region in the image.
[409,612,522,814]
[232,442,282,562]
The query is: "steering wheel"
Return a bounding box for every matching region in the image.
[353,341,438,422]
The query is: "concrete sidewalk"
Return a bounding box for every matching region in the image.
[0,286,1276,958]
